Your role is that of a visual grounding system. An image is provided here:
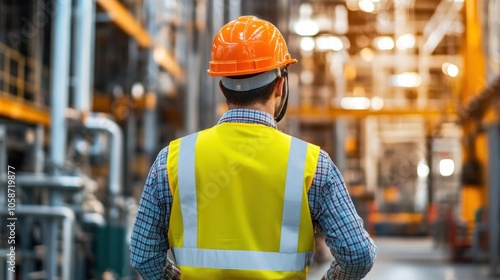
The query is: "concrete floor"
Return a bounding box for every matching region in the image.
[308,237,499,280]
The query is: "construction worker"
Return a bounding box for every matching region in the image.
[130,15,376,279]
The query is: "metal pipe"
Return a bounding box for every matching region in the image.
[143,0,160,156]
[82,213,106,227]
[211,0,225,125]
[0,206,75,280]
[0,125,6,213]
[34,125,44,173]
[16,173,85,189]
[181,0,199,134]
[49,0,72,170]
[74,0,96,112]
[228,0,241,21]
[50,3,73,276]
[84,114,123,197]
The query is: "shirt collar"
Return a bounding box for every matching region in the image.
[217,109,277,129]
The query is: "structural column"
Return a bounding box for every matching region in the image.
[488,123,500,276]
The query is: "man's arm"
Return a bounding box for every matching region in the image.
[130,147,176,279]
[309,151,376,280]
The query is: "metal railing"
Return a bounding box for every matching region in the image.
[0,42,50,107]
[0,206,75,280]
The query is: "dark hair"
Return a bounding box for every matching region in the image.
[220,74,279,106]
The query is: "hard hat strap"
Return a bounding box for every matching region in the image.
[274,67,289,123]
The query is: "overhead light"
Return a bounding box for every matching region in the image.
[358,0,375,13]
[417,161,430,177]
[360,47,374,62]
[131,82,144,99]
[389,72,422,87]
[439,159,455,176]
[371,96,384,110]
[341,97,370,110]
[374,36,394,50]
[316,36,343,51]
[334,5,349,34]
[294,18,320,36]
[300,37,315,52]
[396,33,416,50]
[442,62,459,77]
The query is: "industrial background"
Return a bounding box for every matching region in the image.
[0,0,499,279]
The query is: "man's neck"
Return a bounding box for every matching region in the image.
[228,102,274,116]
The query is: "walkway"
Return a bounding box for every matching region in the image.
[308,237,499,280]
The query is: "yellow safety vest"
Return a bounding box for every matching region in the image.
[167,122,320,279]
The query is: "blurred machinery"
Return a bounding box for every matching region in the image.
[0,0,499,279]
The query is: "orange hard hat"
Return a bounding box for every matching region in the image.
[207,16,297,77]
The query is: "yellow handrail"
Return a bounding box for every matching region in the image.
[0,42,51,125]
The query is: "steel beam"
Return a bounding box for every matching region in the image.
[96,0,152,47]
[0,96,50,125]
[422,0,464,54]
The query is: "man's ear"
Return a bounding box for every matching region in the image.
[274,77,285,98]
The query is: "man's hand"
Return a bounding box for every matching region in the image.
[165,258,181,280]
[171,265,181,280]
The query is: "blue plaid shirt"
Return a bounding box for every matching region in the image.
[130,109,376,279]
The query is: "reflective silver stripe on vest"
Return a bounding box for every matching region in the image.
[172,247,314,271]
[280,137,308,253]
[177,132,199,248]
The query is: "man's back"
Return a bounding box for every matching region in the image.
[167,121,319,279]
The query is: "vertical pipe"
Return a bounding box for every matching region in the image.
[211,0,225,123]
[74,0,96,111]
[62,208,75,280]
[34,125,44,174]
[48,2,72,279]
[145,0,159,156]
[185,0,200,134]
[198,0,215,128]
[126,111,137,195]
[228,0,241,21]
[488,124,499,276]
[0,125,6,206]
[50,0,72,170]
